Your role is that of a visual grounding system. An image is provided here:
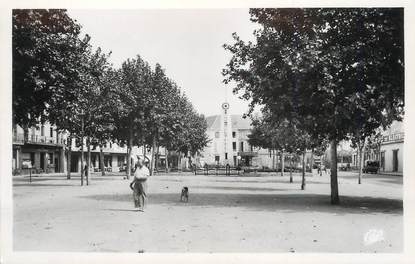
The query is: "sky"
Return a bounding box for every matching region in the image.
[67,9,259,117]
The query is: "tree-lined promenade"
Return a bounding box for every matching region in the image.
[223,8,404,204]
[13,9,210,184]
[12,8,404,208]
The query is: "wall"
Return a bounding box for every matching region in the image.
[380,142,403,173]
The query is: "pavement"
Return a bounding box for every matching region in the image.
[12,171,402,253]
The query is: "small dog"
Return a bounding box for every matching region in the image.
[180,187,189,202]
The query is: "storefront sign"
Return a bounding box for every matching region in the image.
[382,132,404,143]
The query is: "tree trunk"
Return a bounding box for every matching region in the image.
[358,141,365,184]
[80,136,84,186]
[289,156,293,183]
[165,149,169,173]
[87,136,91,185]
[310,149,314,176]
[126,127,133,179]
[301,152,306,190]
[281,151,285,176]
[272,149,275,170]
[143,144,146,161]
[100,142,105,176]
[188,155,193,169]
[23,123,29,142]
[320,155,323,176]
[67,135,72,179]
[150,133,157,176]
[330,139,340,204]
[178,153,182,172]
[155,143,160,173]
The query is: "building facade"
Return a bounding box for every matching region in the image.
[199,102,274,168]
[13,122,66,174]
[348,120,403,174]
[12,122,168,175]
[379,120,404,173]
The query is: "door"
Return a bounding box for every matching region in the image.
[71,155,79,172]
[393,149,399,172]
[380,152,385,172]
[55,157,59,172]
[40,153,45,170]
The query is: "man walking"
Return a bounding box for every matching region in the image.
[129,158,150,212]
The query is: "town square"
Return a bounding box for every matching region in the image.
[1,4,412,263]
[13,170,402,252]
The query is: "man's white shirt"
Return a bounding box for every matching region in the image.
[134,166,150,180]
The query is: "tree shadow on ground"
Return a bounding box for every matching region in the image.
[104,209,139,212]
[13,183,79,187]
[157,179,185,183]
[377,179,403,185]
[80,192,402,216]
[13,176,126,187]
[204,174,263,178]
[13,177,54,182]
[206,179,329,185]
[338,174,402,183]
[189,185,292,192]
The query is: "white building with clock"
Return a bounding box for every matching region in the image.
[199,102,275,168]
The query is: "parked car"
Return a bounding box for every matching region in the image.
[339,163,351,171]
[362,161,380,174]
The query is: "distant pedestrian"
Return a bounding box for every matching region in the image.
[129,159,150,212]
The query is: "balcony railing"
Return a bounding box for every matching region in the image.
[13,134,25,143]
[13,133,65,145]
[238,151,258,157]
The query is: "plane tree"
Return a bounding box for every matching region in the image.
[13,9,89,131]
[113,56,153,179]
[223,8,403,204]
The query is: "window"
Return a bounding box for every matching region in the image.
[232,142,236,151]
[41,125,45,136]
[215,156,220,162]
[215,132,220,138]
[118,156,125,167]
[240,142,244,152]
[50,127,53,137]
[225,153,228,159]
[232,132,236,138]
[49,153,54,164]
[104,156,112,167]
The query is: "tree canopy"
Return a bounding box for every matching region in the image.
[13,9,209,180]
[223,8,404,204]
[13,9,90,127]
